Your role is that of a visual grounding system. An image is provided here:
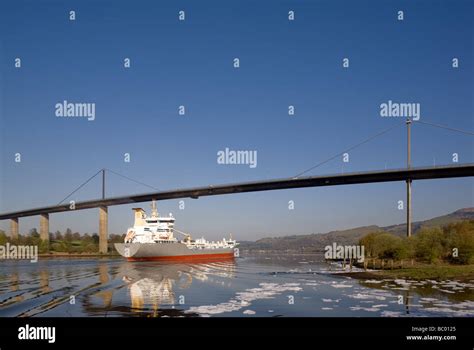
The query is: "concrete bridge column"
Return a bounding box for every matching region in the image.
[40,213,50,242]
[10,218,19,240]
[99,206,108,254]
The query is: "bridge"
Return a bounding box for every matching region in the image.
[1,119,473,253]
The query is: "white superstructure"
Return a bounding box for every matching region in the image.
[123,200,237,250]
[124,201,177,243]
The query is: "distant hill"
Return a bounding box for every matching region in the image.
[383,208,474,236]
[240,208,474,253]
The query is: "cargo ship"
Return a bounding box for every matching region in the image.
[115,201,238,261]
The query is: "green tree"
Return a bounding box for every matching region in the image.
[0,230,8,245]
[30,228,40,239]
[360,232,383,258]
[54,230,63,241]
[414,227,445,263]
[38,239,50,254]
[443,221,474,264]
[64,228,73,242]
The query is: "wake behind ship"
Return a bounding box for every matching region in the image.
[115,201,238,261]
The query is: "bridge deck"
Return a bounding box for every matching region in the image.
[0,164,473,220]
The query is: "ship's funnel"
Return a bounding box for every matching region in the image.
[132,208,146,226]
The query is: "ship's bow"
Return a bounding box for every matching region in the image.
[114,243,141,258]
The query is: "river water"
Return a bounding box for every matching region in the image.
[0,255,473,317]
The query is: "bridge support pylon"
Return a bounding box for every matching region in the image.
[99,206,108,254]
[406,117,412,238]
[40,213,50,250]
[10,218,19,241]
[406,180,412,237]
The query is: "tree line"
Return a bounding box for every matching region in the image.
[360,220,474,265]
[0,228,125,254]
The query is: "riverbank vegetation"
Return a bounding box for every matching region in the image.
[0,228,125,254]
[360,220,474,265]
[373,264,474,280]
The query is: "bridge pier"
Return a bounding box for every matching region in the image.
[99,206,108,254]
[10,218,19,240]
[406,180,412,237]
[406,118,412,237]
[40,213,49,242]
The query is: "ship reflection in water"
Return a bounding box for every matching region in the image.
[120,259,236,317]
[0,255,473,317]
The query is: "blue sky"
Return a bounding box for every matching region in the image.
[0,0,472,240]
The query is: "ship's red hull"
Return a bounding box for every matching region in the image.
[126,252,235,262]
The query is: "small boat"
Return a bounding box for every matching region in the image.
[115,200,238,261]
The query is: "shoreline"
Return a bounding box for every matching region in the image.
[39,252,120,258]
[334,265,474,282]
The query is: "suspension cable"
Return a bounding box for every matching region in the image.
[105,168,159,191]
[413,120,474,136]
[293,123,403,178]
[57,169,103,205]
